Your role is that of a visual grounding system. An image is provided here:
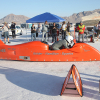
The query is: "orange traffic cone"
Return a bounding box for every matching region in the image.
[90,36,92,42]
[57,36,59,41]
[73,39,76,43]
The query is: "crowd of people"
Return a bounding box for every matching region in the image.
[30,21,75,50]
[0,20,100,50]
[31,21,72,42]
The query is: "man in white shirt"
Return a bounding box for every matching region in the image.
[61,21,66,39]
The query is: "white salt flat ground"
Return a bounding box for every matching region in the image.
[0,30,100,100]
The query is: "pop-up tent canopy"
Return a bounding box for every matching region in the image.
[26,12,65,23]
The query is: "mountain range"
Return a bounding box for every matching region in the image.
[0,14,29,25]
[0,9,100,25]
[62,9,100,23]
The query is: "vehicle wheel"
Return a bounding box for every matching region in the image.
[20,33,22,35]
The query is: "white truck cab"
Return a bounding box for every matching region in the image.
[1,25,23,36]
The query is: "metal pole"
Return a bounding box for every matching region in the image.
[73,26,76,43]
[57,22,60,41]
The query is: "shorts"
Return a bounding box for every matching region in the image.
[4,31,9,38]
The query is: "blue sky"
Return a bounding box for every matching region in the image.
[0,0,100,19]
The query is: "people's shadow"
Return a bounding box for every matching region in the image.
[0,66,100,99]
[0,66,64,96]
[80,73,100,99]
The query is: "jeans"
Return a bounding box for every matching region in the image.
[31,33,36,41]
[78,34,84,42]
[52,33,57,42]
[12,30,16,38]
[42,31,48,42]
[62,30,66,39]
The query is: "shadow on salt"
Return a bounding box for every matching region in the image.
[0,66,100,99]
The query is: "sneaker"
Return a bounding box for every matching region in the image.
[8,42,11,43]
[4,42,6,44]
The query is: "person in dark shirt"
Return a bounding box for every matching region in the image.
[38,23,41,33]
[52,23,57,42]
[31,24,36,41]
[66,22,70,32]
[11,22,16,39]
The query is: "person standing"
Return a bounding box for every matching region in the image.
[93,24,98,33]
[61,21,66,39]
[66,22,70,35]
[2,22,10,44]
[77,21,85,42]
[97,21,100,41]
[42,21,49,42]
[31,24,36,41]
[52,23,57,43]
[66,22,70,32]
[11,22,16,39]
[38,23,41,33]
[93,24,98,37]
[36,23,41,37]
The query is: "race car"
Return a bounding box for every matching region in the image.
[0,40,100,62]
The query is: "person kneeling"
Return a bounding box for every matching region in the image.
[52,36,74,50]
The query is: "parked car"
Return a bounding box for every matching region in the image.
[15,26,23,35]
[0,25,3,31]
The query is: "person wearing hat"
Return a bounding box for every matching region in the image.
[11,22,16,39]
[77,21,85,42]
[2,22,10,44]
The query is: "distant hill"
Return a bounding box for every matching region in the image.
[62,9,100,23]
[1,9,100,25]
[0,14,30,25]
